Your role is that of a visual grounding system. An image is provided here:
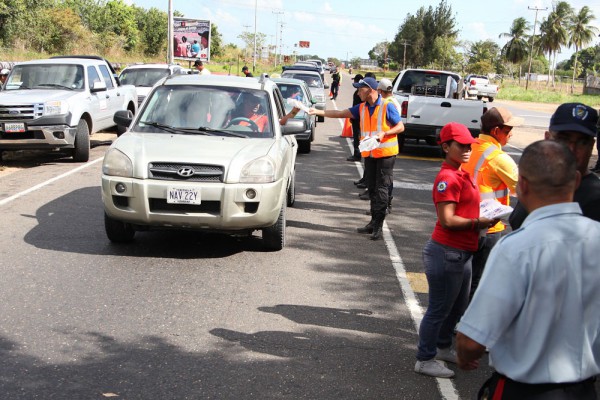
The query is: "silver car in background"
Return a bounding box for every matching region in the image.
[281,69,327,122]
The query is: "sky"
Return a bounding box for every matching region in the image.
[129,0,600,64]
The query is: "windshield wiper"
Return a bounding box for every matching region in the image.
[139,122,249,138]
[138,121,201,134]
[196,126,248,138]
[35,83,74,90]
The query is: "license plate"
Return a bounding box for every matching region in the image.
[167,187,201,205]
[4,122,25,133]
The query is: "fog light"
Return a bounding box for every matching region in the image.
[115,182,127,193]
[53,131,65,139]
[245,188,257,199]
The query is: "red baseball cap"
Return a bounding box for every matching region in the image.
[437,122,476,144]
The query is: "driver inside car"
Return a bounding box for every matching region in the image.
[236,94,269,132]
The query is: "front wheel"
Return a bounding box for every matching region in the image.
[488,97,494,102]
[262,200,286,251]
[72,119,90,162]
[105,213,135,242]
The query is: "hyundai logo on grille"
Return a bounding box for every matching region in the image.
[8,110,20,115]
[177,167,195,177]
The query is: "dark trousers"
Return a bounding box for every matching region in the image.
[469,231,505,301]
[351,119,361,158]
[330,81,339,99]
[479,373,597,400]
[365,155,395,222]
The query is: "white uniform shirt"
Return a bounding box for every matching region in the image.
[458,202,600,383]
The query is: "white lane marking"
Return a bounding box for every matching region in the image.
[336,106,460,399]
[0,157,103,207]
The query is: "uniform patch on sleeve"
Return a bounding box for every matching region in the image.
[436,181,448,192]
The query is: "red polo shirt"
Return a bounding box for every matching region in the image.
[431,162,480,252]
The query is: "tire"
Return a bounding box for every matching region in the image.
[105,213,135,242]
[477,95,483,100]
[397,134,405,153]
[298,140,311,154]
[72,119,90,162]
[262,200,286,251]
[488,97,494,102]
[286,171,296,207]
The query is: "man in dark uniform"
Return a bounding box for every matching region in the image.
[509,103,600,228]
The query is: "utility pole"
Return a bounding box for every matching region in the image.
[525,6,547,90]
[279,22,286,65]
[167,0,173,64]
[252,0,257,73]
[399,40,411,70]
[272,11,284,68]
[242,24,251,64]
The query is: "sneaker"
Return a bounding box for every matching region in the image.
[436,347,457,364]
[414,359,455,378]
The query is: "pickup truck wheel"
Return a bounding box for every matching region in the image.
[262,200,286,251]
[72,119,90,162]
[488,97,494,102]
[298,140,311,154]
[287,171,296,207]
[477,95,483,100]
[105,213,135,242]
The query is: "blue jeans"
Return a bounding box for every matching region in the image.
[417,239,473,361]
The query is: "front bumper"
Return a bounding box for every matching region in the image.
[0,124,77,149]
[101,176,286,232]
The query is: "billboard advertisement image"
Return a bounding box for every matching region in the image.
[173,18,211,61]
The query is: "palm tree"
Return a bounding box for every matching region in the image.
[499,17,530,84]
[568,6,599,93]
[545,2,573,87]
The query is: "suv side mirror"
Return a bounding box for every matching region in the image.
[114,110,134,128]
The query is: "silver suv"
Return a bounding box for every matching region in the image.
[103,74,304,250]
[119,64,186,107]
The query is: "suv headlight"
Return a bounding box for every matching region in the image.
[240,157,275,183]
[103,148,133,177]
[44,101,69,116]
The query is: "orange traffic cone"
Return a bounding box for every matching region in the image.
[341,117,353,137]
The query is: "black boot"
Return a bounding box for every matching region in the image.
[357,220,374,234]
[370,218,384,240]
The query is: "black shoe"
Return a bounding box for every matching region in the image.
[353,178,365,186]
[370,226,383,240]
[356,182,367,189]
[346,155,360,162]
[359,190,370,200]
[357,222,374,234]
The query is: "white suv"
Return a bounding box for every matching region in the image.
[102,74,303,250]
[119,64,186,107]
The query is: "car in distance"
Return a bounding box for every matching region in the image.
[281,67,327,122]
[102,74,302,250]
[272,77,317,154]
[119,63,186,107]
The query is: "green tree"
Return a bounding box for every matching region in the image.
[210,23,223,58]
[568,6,599,92]
[237,31,267,61]
[539,2,573,86]
[500,17,531,82]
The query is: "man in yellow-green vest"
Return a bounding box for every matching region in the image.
[462,107,523,300]
[309,77,405,240]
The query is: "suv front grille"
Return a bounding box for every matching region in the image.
[148,162,224,182]
[0,103,44,121]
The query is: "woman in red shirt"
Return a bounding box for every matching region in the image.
[414,122,497,378]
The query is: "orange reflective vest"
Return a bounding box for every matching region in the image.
[359,99,399,158]
[462,136,511,233]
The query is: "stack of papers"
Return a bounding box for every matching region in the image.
[358,136,380,152]
[480,199,513,220]
[286,98,309,112]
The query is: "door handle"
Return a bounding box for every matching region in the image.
[105,95,110,99]
[441,102,451,107]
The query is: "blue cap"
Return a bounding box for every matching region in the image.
[549,103,598,137]
[352,77,378,90]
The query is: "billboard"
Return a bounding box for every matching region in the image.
[173,18,211,61]
[298,41,310,48]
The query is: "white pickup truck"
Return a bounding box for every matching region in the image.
[391,69,487,149]
[0,56,137,162]
[463,74,498,102]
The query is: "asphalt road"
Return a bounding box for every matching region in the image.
[0,73,597,399]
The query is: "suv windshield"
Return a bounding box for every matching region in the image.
[5,64,84,90]
[120,68,171,87]
[282,73,322,88]
[136,85,274,137]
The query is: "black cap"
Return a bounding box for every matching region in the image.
[549,103,598,137]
